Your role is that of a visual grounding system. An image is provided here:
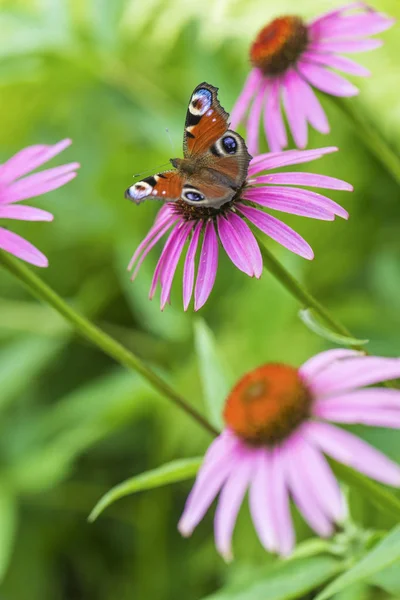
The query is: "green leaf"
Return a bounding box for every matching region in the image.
[370,563,400,595]
[315,525,400,600]
[299,309,369,347]
[203,557,344,600]
[330,460,400,520]
[0,486,17,581]
[88,457,202,522]
[194,319,231,430]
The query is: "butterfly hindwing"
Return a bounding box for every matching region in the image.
[183,83,229,157]
[125,171,184,204]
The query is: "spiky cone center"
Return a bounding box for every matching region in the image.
[250,16,309,76]
[223,364,313,446]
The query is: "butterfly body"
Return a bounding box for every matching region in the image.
[125,83,252,210]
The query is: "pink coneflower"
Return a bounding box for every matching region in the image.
[0,139,79,267]
[231,3,394,154]
[178,349,400,560]
[128,147,351,311]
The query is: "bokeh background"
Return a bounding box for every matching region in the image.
[0,0,399,598]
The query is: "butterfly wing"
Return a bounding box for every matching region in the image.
[125,171,184,204]
[183,83,229,158]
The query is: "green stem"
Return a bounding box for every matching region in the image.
[0,252,218,437]
[257,240,365,352]
[327,96,400,187]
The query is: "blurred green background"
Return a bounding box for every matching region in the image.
[0,0,399,598]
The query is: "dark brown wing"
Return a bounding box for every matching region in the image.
[183,83,229,158]
[125,171,184,204]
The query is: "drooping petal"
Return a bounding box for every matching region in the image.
[289,72,330,134]
[314,13,395,40]
[128,206,176,271]
[244,186,348,219]
[149,224,181,299]
[217,215,253,276]
[248,147,337,175]
[194,220,218,311]
[239,204,314,260]
[246,80,268,156]
[282,70,308,149]
[130,216,180,281]
[242,193,335,221]
[283,435,334,536]
[249,449,277,552]
[160,222,193,310]
[310,356,400,396]
[227,212,262,278]
[304,421,400,486]
[0,227,48,267]
[297,62,359,97]
[270,447,294,556]
[0,205,54,221]
[299,348,361,381]
[214,452,255,561]
[302,51,371,77]
[252,171,353,191]
[183,221,203,311]
[264,79,287,152]
[308,3,366,29]
[315,405,400,428]
[178,435,238,537]
[230,69,263,129]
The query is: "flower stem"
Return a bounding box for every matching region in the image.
[327,96,400,187]
[257,240,365,352]
[0,252,218,437]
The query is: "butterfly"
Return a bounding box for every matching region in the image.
[125,82,252,209]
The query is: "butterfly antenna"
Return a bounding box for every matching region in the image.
[165,128,175,153]
[132,162,170,178]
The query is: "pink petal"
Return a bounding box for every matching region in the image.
[252,172,353,191]
[4,173,78,204]
[183,221,203,311]
[297,61,359,97]
[308,38,383,53]
[283,435,334,536]
[194,220,218,311]
[243,192,335,221]
[178,435,238,537]
[282,70,308,149]
[270,447,295,556]
[149,224,181,299]
[239,204,314,260]
[264,78,287,152]
[128,205,176,271]
[308,3,366,28]
[296,433,346,522]
[302,51,371,77]
[314,388,400,412]
[0,227,48,267]
[304,421,400,487]
[249,147,337,175]
[290,72,330,134]
[315,13,395,40]
[0,139,72,183]
[311,356,400,396]
[246,80,268,156]
[130,217,179,281]
[315,406,400,428]
[244,186,348,219]
[230,69,263,129]
[227,212,262,278]
[0,205,53,221]
[214,452,254,561]
[160,222,193,310]
[299,348,362,381]
[249,449,277,552]
[217,215,253,277]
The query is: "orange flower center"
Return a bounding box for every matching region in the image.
[223,364,312,446]
[250,16,309,76]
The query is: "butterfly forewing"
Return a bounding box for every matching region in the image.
[125,171,184,204]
